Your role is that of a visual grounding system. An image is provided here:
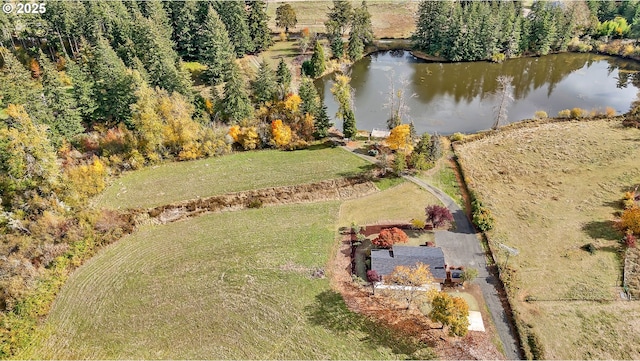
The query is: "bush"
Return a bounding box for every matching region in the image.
[372,227,408,248]
[367,270,382,283]
[461,267,479,284]
[605,106,616,117]
[471,199,494,232]
[247,198,263,209]
[570,107,585,119]
[582,243,596,254]
[410,218,426,230]
[620,207,640,236]
[534,110,548,119]
[490,52,505,63]
[450,132,465,142]
[624,231,637,248]
[558,109,571,118]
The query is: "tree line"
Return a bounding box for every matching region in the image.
[413,0,640,62]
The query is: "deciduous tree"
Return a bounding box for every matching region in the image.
[383,263,436,309]
[425,205,454,229]
[428,291,470,336]
[621,207,640,236]
[372,227,408,248]
[275,4,297,33]
[271,119,292,148]
[386,124,414,154]
[331,73,356,138]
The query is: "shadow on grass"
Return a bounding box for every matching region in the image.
[338,164,377,178]
[581,220,622,241]
[305,290,436,359]
[306,142,334,151]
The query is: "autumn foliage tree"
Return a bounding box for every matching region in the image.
[372,227,408,248]
[620,207,640,236]
[383,263,436,309]
[426,205,454,229]
[386,124,414,154]
[271,119,292,148]
[428,291,470,336]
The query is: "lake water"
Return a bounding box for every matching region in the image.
[315,51,640,135]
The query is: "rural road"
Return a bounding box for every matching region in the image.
[342,147,522,360]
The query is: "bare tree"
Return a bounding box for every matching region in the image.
[492,75,514,130]
[383,70,416,130]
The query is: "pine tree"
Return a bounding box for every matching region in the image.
[276,57,292,95]
[247,1,273,53]
[89,36,138,127]
[314,103,333,139]
[251,60,278,106]
[66,59,98,123]
[220,62,253,124]
[39,52,84,146]
[215,1,254,56]
[298,76,321,117]
[326,0,353,36]
[168,0,199,59]
[198,6,235,85]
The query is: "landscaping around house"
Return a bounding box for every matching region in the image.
[20,203,427,360]
[95,146,372,209]
[454,119,640,359]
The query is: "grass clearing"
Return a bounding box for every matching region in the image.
[95,147,372,209]
[339,181,443,226]
[22,202,428,359]
[373,175,405,191]
[455,120,640,359]
[265,1,418,39]
[418,154,465,207]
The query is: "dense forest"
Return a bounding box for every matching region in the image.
[0,0,639,358]
[414,0,640,61]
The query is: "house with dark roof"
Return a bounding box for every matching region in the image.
[371,245,447,283]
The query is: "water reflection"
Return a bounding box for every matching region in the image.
[316,51,640,134]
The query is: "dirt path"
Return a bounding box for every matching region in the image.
[340,146,522,360]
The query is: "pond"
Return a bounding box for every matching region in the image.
[315,51,640,135]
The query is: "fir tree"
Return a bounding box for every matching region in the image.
[39,52,84,145]
[220,62,253,124]
[66,59,98,123]
[198,6,235,85]
[314,102,333,139]
[168,0,199,59]
[276,57,292,96]
[251,60,278,106]
[299,76,321,117]
[215,1,254,56]
[247,1,273,53]
[304,41,326,77]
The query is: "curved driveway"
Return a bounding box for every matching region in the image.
[343,147,521,360]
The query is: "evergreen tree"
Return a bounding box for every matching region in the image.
[330,37,345,59]
[220,62,253,124]
[131,11,192,95]
[247,1,273,53]
[314,103,333,139]
[348,1,374,60]
[304,41,326,77]
[251,60,278,106]
[342,109,357,139]
[198,6,235,85]
[276,57,292,95]
[215,1,254,56]
[89,36,138,127]
[39,52,84,145]
[347,32,364,61]
[326,0,353,36]
[168,0,199,59]
[66,59,98,123]
[298,76,321,117]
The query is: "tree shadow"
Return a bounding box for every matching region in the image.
[306,142,333,151]
[338,163,377,178]
[581,220,622,241]
[305,290,435,358]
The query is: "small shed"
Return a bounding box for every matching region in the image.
[371,128,391,139]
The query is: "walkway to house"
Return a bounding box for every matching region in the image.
[341,146,522,360]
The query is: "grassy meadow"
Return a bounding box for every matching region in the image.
[455,120,640,359]
[95,147,372,209]
[265,0,419,39]
[22,202,431,359]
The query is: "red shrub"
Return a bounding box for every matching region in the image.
[625,231,637,248]
[367,270,382,282]
[372,227,408,248]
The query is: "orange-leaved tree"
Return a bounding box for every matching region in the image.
[621,206,640,236]
[372,227,408,248]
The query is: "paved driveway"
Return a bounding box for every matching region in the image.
[341,147,521,360]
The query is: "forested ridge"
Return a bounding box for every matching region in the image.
[1,0,640,358]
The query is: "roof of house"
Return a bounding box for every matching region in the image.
[371,245,447,280]
[371,128,391,138]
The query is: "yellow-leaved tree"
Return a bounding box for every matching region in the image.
[63,156,108,206]
[386,124,414,154]
[271,119,292,148]
[428,291,470,336]
[382,263,436,310]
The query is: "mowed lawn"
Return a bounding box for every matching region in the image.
[339,181,443,226]
[456,120,640,359]
[265,0,418,38]
[95,147,371,209]
[23,203,429,359]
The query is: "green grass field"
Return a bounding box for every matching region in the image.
[22,203,431,359]
[95,147,372,209]
[456,120,640,359]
